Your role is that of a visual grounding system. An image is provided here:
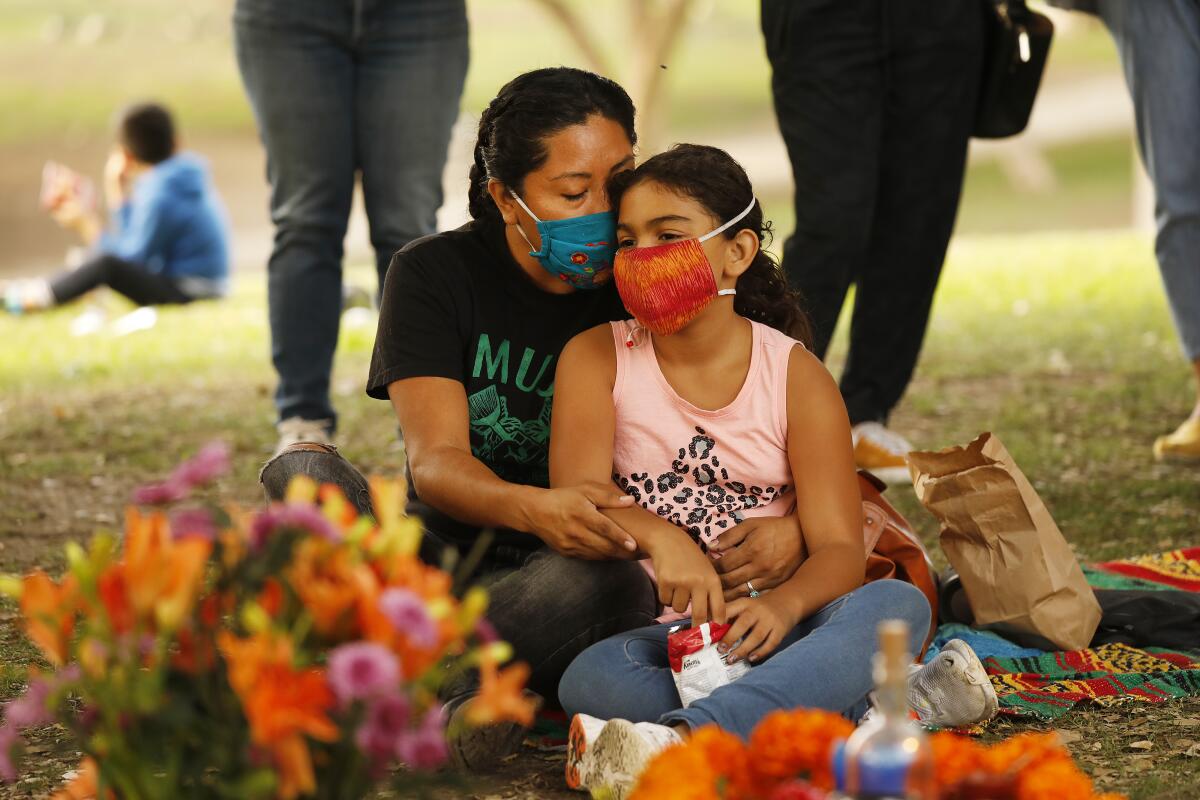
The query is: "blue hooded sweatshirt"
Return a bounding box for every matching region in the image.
[98,153,231,298]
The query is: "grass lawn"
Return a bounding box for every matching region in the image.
[2,230,1199,797]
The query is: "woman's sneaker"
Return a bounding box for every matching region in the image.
[852,422,913,484]
[570,717,683,798]
[907,639,998,728]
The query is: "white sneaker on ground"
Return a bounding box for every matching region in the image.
[907,639,998,728]
[570,717,683,799]
[851,421,914,485]
[274,417,335,455]
[565,713,606,791]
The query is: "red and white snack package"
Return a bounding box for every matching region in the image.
[667,621,750,707]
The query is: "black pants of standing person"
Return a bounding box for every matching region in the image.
[762,0,984,426]
[49,254,194,306]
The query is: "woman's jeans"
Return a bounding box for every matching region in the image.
[1097,0,1200,361]
[233,0,469,428]
[558,579,931,739]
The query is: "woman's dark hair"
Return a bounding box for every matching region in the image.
[608,144,813,346]
[468,67,637,220]
[116,102,176,164]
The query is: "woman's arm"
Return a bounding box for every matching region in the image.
[722,345,865,661]
[390,376,637,559]
[550,326,726,622]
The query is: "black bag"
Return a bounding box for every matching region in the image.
[974,0,1055,139]
[1091,590,1200,651]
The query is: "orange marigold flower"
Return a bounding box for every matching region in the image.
[1015,758,1098,800]
[689,726,757,799]
[630,739,719,800]
[748,709,854,791]
[467,652,536,727]
[20,570,79,667]
[930,731,986,788]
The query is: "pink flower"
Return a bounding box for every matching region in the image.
[171,441,231,488]
[131,441,231,506]
[249,503,340,549]
[328,642,401,706]
[475,618,499,644]
[169,507,217,541]
[354,692,411,764]
[378,588,438,649]
[132,478,188,506]
[3,680,52,730]
[396,707,449,771]
[0,725,18,782]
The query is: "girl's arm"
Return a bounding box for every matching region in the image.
[722,345,865,662]
[550,326,726,622]
[389,376,638,559]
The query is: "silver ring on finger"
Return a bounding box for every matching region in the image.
[746,581,760,599]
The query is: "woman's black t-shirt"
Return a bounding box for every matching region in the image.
[367,214,625,552]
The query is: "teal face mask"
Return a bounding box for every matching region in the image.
[510,192,617,290]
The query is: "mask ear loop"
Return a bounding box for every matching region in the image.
[699,197,756,299]
[624,322,647,349]
[509,191,542,254]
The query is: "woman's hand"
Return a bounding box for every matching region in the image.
[719,593,800,664]
[523,482,639,560]
[103,148,131,209]
[710,516,807,601]
[647,533,726,624]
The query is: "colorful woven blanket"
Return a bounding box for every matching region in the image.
[927,547,1200,721]
[1090,546,1200,592]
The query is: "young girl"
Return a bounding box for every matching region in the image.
[549,145,991,797]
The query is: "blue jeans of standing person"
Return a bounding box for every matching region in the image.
[558,579,931,739]
[233,0,469,429]
[1097,0,1200,362]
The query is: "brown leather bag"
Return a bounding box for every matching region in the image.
[858,470,940,654]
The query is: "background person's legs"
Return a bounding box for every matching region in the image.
[234,0,356,433]
[45,254,193,307]
[355,0,469,294]
[838,0,982,427]
[1098,0,1200,457]
[762,0,885,360]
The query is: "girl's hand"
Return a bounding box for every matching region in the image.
[524,483,638,560]
[710,516,807,601]
[719,594,799,664]
[647,534,726,624]
[104,148,131,208]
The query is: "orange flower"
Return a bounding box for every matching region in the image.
[217,630,294,697]
[467,652,537,727]
[20,570,79,666]
[242,663,338,745]
[1016,758,1099,800]
[96,567,133,635]
[50,757,104,800]
[748,709,854,790]
[271,734,319,800]
[121,507,211,630]
[258,578,285,618]
[288,538,376,638]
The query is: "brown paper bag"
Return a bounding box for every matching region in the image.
[907,432,1100,651]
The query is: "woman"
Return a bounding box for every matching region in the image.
[261,68,811,771]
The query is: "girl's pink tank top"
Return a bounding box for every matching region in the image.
[610,318,802,555]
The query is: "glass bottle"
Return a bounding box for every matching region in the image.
[841,620,936,800]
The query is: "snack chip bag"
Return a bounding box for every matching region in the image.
[667,621,750,707]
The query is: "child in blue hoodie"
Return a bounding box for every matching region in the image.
[5,102,230,312]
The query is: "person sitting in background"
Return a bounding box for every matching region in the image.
[3,102,230,313]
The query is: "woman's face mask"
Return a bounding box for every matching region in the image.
[510,192,617,290]
[613,198,756,336]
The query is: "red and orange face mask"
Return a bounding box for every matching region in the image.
[613,198,756,336]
